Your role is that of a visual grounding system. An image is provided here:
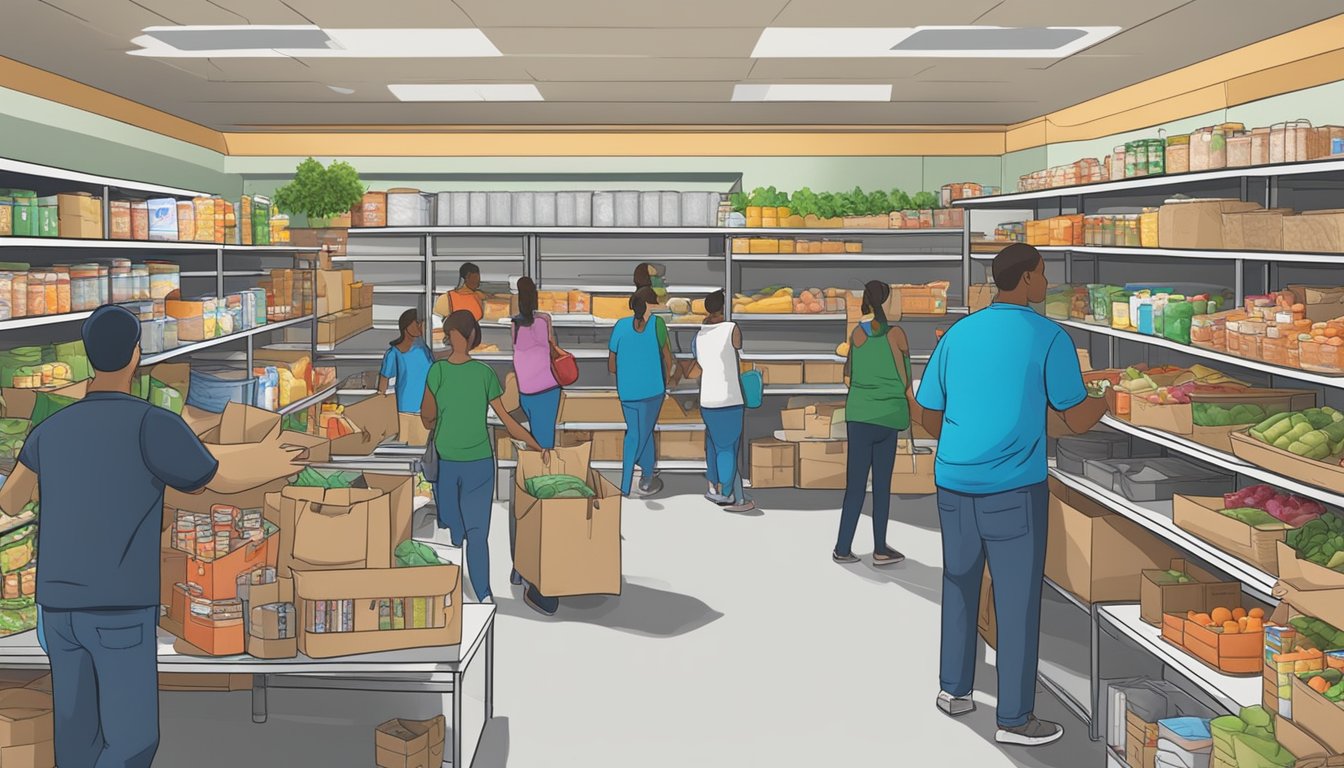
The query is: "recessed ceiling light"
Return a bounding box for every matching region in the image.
[388,84,543,102]
[751,26,1120,58]
[128,26,501,58]
[732,84,891,102]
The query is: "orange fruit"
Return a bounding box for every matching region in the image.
[1211,607,1233,625]
[1193,613,1214,626]
[1223,621,1240,634]
[1232,607,1247,621]
[1249,607,1265,619]
[1245,617,1263,632]
[1310,676,1331,694]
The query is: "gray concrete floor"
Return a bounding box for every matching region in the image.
[150,477,1106,767]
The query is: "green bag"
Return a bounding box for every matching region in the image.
[148,382,183,415]
[291,466,363,489]
[395,540,443,568]
[30,392,78,427]
[524,473,595,500]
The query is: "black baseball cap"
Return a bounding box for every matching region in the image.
[82,305,142,372]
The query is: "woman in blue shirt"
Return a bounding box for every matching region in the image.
[608,287,679,497]
[379,309,435,446]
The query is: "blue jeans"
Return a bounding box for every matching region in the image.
[936,481,1049,728]
[43,606,160,768]
[436,458,496,602]
[835,421,899,556]
[703,405,746,504]
[519,386,561,450]
[619,395,663,495]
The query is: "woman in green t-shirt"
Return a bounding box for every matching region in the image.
[833,281,923,567]
[422,310,543,608]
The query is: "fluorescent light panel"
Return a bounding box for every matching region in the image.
[732,84,891,102]
[129,26,501,58]
[388,84,543,102]
[751,26,1121,58]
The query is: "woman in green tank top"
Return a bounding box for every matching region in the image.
[833,281,923,567]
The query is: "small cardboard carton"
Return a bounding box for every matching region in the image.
[294,564,463,659]
[780,404,808,432]
[1271,714,1342,766]
[316,269,354,316]
[1277,541,1344,592]
[1158,199,1260,249]
[1172,494,1288,575]
[1289,284,1344,323]
[558,391,624,424]
[194,402,330,493]
[1231,432,1344,509]
[0,739,53,768]
[1292,674,1344,753]
[375,716,446,768]
[1139,558,1241,626]
[658,395,700,424]
[1273,578,1344,637]
[749,439,797,489]
[796,440,847,489]
[316,306,373,346]
[890,444,936,494]
[657,431,705,461]
[0,687,51,747]
[803,360,845,384]
[513,444,623,597]
[803,403,846,440]
[328,394,398,456]
[272,473,413,577]
[753,361,803,385]
[558,430,624,462]
[977,564,996,650]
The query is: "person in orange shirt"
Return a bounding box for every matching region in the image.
[434,262,485,321]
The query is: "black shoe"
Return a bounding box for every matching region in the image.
[832,550,860,564]
[524,586,559,616]
[510,569,523,586]
[873,548,906,567]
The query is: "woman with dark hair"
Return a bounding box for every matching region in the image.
[433,262,485,322]
[833,280,920,567]
[510,277,561,450]
[378,308,434,445]
[608,287,679,497]
[422,310,542,606]
[633,262,670,354]
[689,290,754,512]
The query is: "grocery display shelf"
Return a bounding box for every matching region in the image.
[742,352,845,362]
[763,385,847,395]
[540,284,723,295]
[1107,746,1127,768]
[0,310,95,331]
[731,252,963,263]
[539,253,721,262]
[181,270,268,278]
[1047,465,1278,602]
[1033,245,1344,265]
[141,315,315,365]
[349,226,963,237]
[951,156,1344,206]
[371,284,427,294]
[328,255,430,264]
[732,313,847,322]
[0,156,204,197]
[1100,414,1344,511]
[1057,318,1344,388]
[497,458,708,472]
[1098,604,1261,713]
[558,421,705,432]
[1045,574,1089,613]
[0,238,310,252]
[429,253,524,263]
[277,383,339,416]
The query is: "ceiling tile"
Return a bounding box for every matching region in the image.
[537,82,734,102]
[282,0,474,27]
[290,57,536,82]
[974,0,1184,27]
[747,59,933,80]
[484,27,761,58]
[457,0,789,28]
[527,58,753,83]
[40,0,175,34]
[770,0,1003,27]
[202,57,319,81]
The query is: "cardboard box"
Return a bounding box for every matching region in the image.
[183,523,278,601]
[375,716,446,768]
[1277,540,1344,592]
[1046,478,1185,603]
[803,403,845,440]
[56,192,102,239]
[1283,210,1344,254]
[780,405,808,432]
[1172,494,1288,575]
[156,673,252,692]
[316,269,354,316]
[294,564,463,659]
[803,360,845,384]
[558,430,624,462]
[1271,714,1342,765]
[352,192,387,229]
[1158,199,1260,249]
[272,473,413,577]
[1292,674,1344,753]
[592,295,633,320]
[1289,285,1344,323]
[797,440,847,489]
[749,439,797,488]
[1131,389,1316,441]
[753,362,804,385]
[657,431,705,461]
[1139,558,1241,626]
[658,395,700,424]
[0,740,52,768]
[890,446,936,494]
[1231,432,1344,510]
[317,306,373,346]
[558,391,624,424]
[513,445,622,597]
[1222,209,1291,251]
[288,226,348,257]
[0,687,51,747]
[182,605,244,656]
[194,402,330,492]
[329,394,399,456]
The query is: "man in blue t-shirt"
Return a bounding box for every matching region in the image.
[916,244,1112,747]
[0,306,220,768]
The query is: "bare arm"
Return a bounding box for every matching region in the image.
[1061,388,1115,434]
[608,351,617,376]
[544,313,561,355]
[377,375,391,396]
[420,384,437,430]
[919,407,944,439]
[492,396,542,452]
[0,463,37,518]
[662,344,682,389]
[888,326,925,427]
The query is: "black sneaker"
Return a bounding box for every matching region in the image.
[832,551,860,564]
[996,716,1064,746]
[873,548,906,567]
[524,586,559,616]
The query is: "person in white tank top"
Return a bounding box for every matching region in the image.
[690,291,754,512]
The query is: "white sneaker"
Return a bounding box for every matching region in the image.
[936,691,976,717]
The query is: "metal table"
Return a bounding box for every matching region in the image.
[0,604,495,768]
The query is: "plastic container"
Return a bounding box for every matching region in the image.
[533,192,556,227]
[638,191,660,227]
[1056,430,1136,475]
[69,263,99,311]
[487,192,511,226]
[187,367,258,413]
[511,192,535,227]
[468,192,488,226]
[614,191,640,227]
[1087,284,1122,325]
[9,269,26,318]
[1083,457,1131,491]
[659,191,680,227]
[1163,299,1197,344]
[592,192,615,227]
[1115,457,1235,502]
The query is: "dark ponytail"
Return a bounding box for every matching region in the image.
[515,276,538,328]
[630,286,658,329]
[862,280,890,329]
[633,263,653,290]
[445,309,482,351]
[389,308,419,347]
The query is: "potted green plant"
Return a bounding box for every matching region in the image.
[273,157,366,229]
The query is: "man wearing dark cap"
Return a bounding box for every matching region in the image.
[0,305,219,767]
[915,244,1113,747]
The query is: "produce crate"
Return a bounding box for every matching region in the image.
[893,282,949,316]
[1277,541,1344,592]
[1300,338,1344,374]
[1140,558,1241,625]
[1171,494,1290,575]
[1231,432,1344,504]
[1291,674,1344,754]
[1177,611,1266,675]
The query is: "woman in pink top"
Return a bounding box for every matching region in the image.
[511,276,562,450]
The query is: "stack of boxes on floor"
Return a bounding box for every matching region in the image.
[314,267,374,346]
[495,390,707,464]
[159,395,458,661]
[0,673,56,768]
